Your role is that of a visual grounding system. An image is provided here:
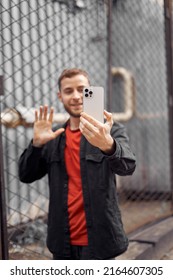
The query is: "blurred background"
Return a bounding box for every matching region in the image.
[0,0,173,259]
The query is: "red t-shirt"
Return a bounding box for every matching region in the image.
[65,125,88,245]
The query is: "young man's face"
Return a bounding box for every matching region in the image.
[58,74,90,118]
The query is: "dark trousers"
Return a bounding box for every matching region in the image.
[53,245,115,260]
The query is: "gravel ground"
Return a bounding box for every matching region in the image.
[161,246,173,260]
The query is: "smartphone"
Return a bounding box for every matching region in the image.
[83,86,104,123]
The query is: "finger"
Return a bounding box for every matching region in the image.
[104,110,112,119]
[80,112,102,128]
[35,109,38,122]
[79,122,94,139]
[80,116,96,133]
[43,105,48,120]
[79,119,89,133]
[48,107,54,122]
[80,118,99,140]
[39,106,43,120]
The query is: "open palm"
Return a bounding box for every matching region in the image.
[33,105,64,147]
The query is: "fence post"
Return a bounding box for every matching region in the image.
[0,75,9,259]
[107,0,113,112]
[164,0,173,208]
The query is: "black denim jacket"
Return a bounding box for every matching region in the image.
[19,121,136,259]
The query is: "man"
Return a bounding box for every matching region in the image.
[19,68,136,260]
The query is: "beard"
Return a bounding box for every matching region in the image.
[63,104,82,118]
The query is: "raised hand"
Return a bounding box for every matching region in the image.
[33,105,65,147]
[79,110,116,155]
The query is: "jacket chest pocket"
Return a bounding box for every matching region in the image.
[48,156,64,182]
[85,153,107,189]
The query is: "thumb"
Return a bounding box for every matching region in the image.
[104,110,113,127]
[54,128,65,138]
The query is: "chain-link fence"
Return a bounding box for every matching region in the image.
[110,0,173,233]
[0,0,173,260]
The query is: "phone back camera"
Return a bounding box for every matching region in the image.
[89,91,93,97]
[84,88,93,98]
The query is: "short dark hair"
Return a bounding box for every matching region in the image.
[58,68,90,90]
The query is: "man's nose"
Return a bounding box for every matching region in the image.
[73,90,81,99]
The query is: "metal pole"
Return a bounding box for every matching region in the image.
[164,0,173,209]
[0,75,9,259]
[107,0,113,112]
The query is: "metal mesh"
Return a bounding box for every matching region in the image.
[111,0,170,194]
[0,0,108,260]
[111,0,172,234]
[0,0,172,259]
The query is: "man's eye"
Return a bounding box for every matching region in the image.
[65,90,73,94]
[78,88,84,93]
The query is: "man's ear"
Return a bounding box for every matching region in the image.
[58,92,62,102]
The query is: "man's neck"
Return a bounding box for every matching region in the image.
[69,117,80,131]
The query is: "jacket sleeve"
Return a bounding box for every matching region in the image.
[105,122,136,176]
[18,141,48,183]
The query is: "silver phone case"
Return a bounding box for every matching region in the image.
[83,86,104,123]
